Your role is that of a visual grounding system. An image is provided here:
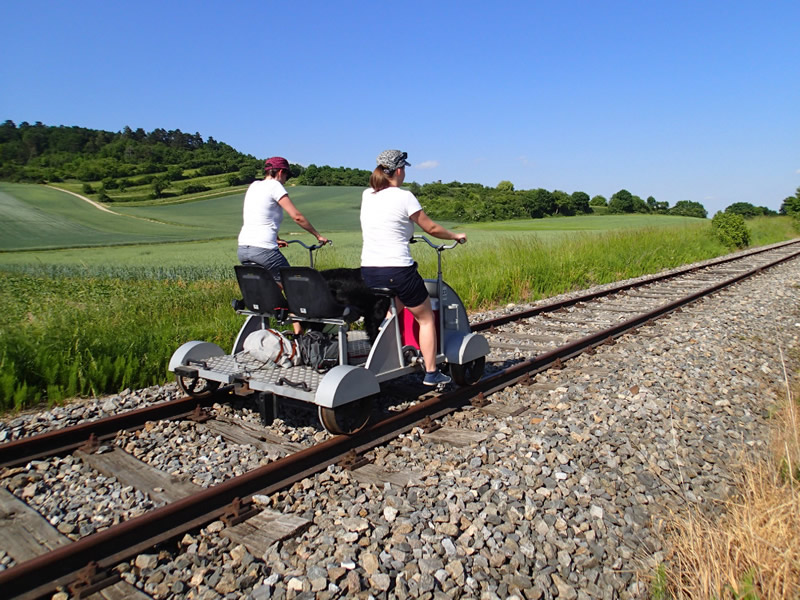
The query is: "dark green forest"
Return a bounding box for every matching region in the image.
[0,120,785,222]
[0,120,370,190]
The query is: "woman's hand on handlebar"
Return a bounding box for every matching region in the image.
[411,234,466,250]
[316,236,330,246]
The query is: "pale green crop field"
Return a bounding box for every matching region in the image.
[1,182,707,270]
[0,183,371,251]
[0,183,214,250]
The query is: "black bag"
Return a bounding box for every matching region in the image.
[297,330,339,371]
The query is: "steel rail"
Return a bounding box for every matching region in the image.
[0,392,224,468]
[472,238,800,332]
[2,242,799,599]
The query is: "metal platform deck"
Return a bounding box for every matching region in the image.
[199,331,373,401]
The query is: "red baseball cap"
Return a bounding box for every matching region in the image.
[264,156,290,170]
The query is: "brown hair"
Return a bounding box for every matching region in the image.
[265,168,289,179]
[370,166,395,192]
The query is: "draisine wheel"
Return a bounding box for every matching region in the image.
[402,345,421,366]
[176,373,220,397]
[448,357,486,386]
[318,397,372,435]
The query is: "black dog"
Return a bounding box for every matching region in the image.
[318,268,390,344]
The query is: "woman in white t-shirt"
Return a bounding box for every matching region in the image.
[238,156,328,334]
[360,149,466,387]
[238,156,328,279]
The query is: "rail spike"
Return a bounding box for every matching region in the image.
[68,561,120,598]
[221,496,260,527]
[338,449,372,471]
[420,415,442,434]
[78,433,100,454]
[188,405,212,423]
[470,392,489,408]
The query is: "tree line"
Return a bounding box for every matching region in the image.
[0,120,787,221]
[413,181,711,220]
[0,120,372,196]
[0,120,262,186]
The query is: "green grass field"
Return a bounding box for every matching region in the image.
[0,183,373,251]
[1,182,709,253]
[0,182,209,250]
[0,182,796,410]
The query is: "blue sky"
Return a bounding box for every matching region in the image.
[2,1,798,215]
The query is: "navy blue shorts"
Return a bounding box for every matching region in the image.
[237,245,289,282]
[361,264,429,308]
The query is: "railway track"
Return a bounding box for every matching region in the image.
[1,239,798,599]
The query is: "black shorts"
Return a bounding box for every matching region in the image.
[361,264,429,308]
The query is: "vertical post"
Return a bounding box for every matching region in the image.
[254,392,276,425]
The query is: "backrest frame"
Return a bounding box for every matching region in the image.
[234,264,288,318]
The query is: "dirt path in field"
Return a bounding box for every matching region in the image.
[47,185,121,214]
[46,185,175,226]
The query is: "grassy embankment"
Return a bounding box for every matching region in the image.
[0,181,796,410]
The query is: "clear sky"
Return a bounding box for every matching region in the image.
[2,1,798,215]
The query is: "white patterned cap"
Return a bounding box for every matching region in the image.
[376,150,410,170]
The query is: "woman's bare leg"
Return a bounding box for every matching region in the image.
[405,297,436,372]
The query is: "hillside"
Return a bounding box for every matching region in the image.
[0,120,371,203]
[1,120,731,221]
[0,182,369,251]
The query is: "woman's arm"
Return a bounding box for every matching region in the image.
[278,195,329,243]
[410,210,467,243]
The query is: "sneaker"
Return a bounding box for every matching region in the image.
[423,370,451,386]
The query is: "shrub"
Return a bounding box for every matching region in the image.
[711,211,750,248]
[181,183,211,195]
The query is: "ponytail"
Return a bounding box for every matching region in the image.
[370,166,394,192]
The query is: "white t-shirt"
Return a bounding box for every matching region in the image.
[360,186,423,267]
[237,179,288,249]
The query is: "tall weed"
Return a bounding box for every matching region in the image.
[0,273,240,410]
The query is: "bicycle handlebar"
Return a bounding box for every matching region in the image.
[285,239,332,251]
[410,234,464,251]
